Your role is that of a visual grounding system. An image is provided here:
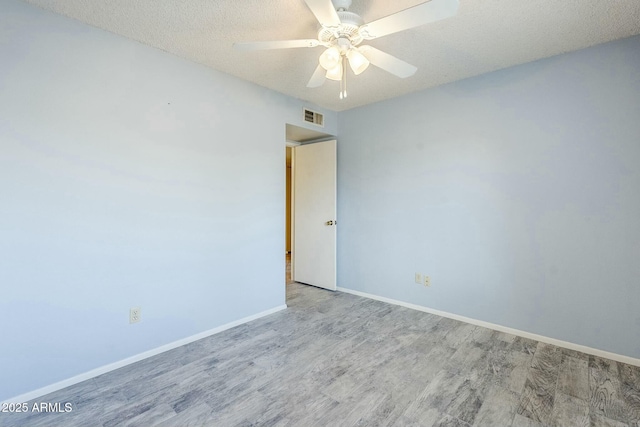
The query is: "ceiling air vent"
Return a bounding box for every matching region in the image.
[303,108,324,127]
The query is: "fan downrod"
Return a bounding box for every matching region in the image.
[332,0,352,12]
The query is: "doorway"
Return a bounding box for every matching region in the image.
[285,123,336,296]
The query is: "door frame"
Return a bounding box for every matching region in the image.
[286,141,299,281]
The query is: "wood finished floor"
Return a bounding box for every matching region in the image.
[2,281,640,427]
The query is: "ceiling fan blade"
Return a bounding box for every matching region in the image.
[234,39,320,51]
[307,65,326,88]
[360,0,459,39]
[303,0,341,27]
[359,46,417,78]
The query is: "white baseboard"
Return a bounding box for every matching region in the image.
[2,304,287,404]
[337,287,640,368]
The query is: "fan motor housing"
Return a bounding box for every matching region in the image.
[318,11,364,46]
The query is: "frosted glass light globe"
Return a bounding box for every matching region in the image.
[347,49,370,75]
[319,47,341,71]
[325,62,343,81]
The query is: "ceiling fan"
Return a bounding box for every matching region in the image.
[234,0,459,99]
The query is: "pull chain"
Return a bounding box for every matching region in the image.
[339,56,348,99]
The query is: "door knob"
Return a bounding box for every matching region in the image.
[325,220,334,226]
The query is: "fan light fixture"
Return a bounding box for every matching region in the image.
[321,45,368,99]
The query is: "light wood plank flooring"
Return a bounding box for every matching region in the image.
[2,282,640,426]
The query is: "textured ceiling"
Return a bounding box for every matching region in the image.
[22,0,640,111]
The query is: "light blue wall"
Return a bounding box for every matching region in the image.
[338,36,640,358]
[0,0,336,400]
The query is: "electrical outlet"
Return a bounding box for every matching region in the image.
[415,273,422,284]
[424,276,431,287]
[129,307,141,324]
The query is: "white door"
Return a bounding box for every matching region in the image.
[293,140,337,291]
